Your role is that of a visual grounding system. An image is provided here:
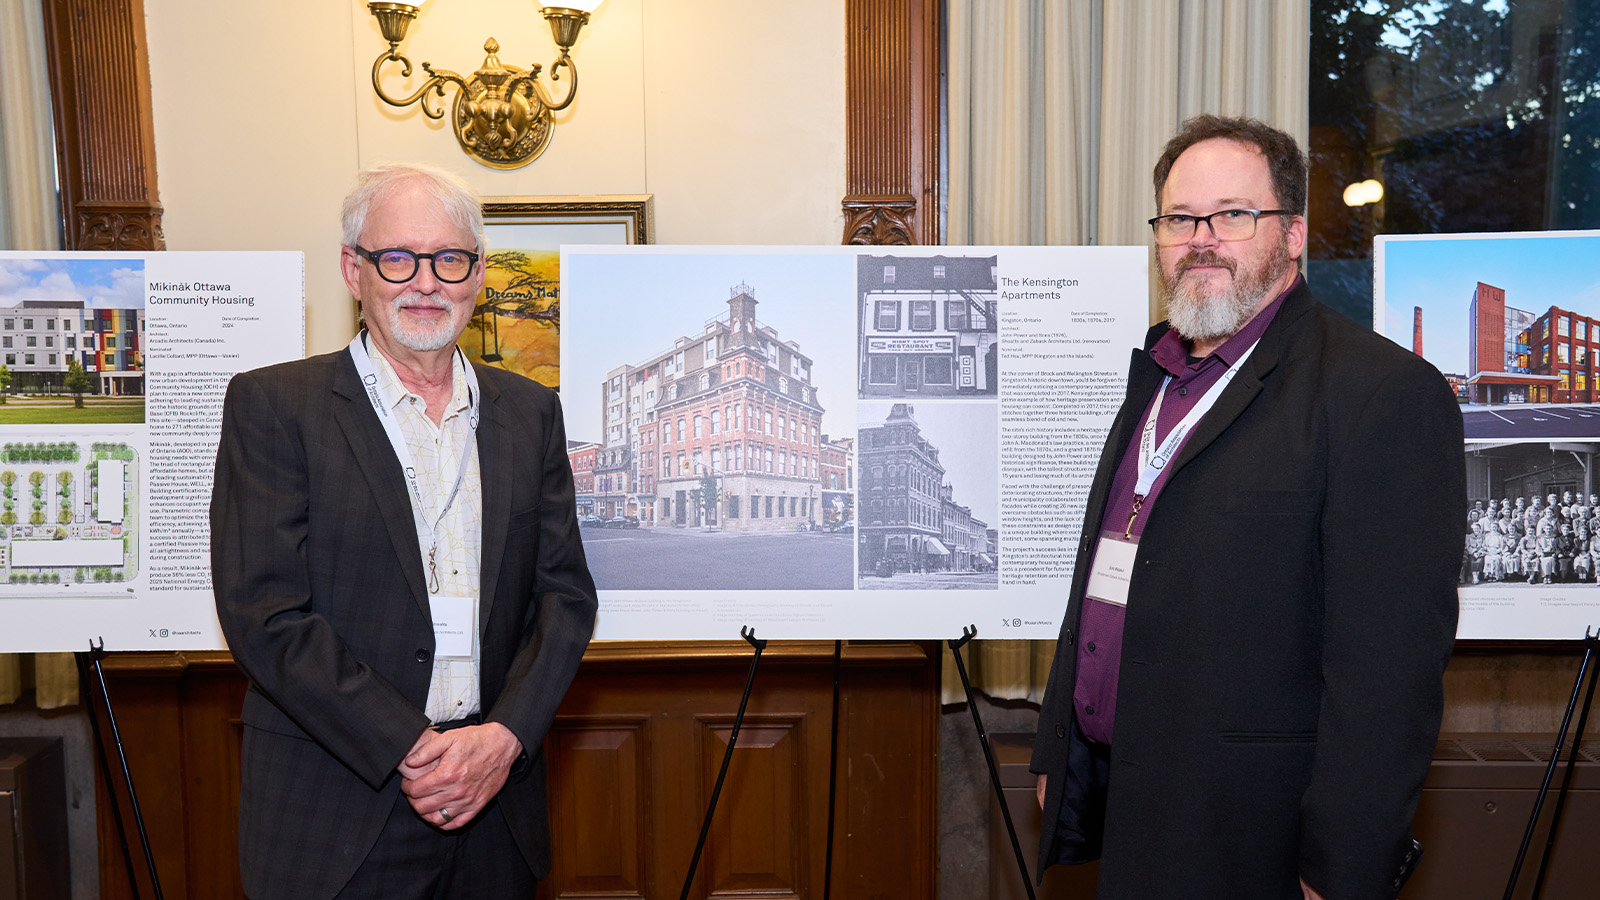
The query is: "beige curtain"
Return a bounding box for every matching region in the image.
[0,653,79,709]
[944,0,1308,705]
[0,0,62,250]
[0,0,75,710]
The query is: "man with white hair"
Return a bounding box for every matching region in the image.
[212,163,596,899]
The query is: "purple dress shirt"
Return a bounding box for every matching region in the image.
[1071,280,1295,745]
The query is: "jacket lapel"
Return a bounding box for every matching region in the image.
[473,367,512,631]
[330,350,432,619]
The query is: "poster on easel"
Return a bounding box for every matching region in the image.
[1376,229,1600,639]
[0,251,304,652]
[561,244,1148,640]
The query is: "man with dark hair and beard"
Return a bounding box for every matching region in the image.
[1029,115,1464,900]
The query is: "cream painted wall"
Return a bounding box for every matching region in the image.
[147,0,847,355]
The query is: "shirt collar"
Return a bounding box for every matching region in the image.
[366,337,471,417]
[1149,274,1300,376]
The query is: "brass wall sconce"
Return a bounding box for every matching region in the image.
[367,1,603,169]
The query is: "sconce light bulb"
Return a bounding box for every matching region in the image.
[1343,179,1385,207]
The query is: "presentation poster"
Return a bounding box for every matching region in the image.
[0,251,304,652]
[562,245,1148,640]
[1376,230,1600,640]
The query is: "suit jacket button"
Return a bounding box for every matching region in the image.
[415,648,430,663]
[1055,724,1066,739]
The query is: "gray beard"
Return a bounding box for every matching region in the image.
[386,291,463,352]
[1159,236,1292,346]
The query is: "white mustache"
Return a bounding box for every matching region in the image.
[395,292,450,312]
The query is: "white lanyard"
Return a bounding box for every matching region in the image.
[348,331,480,591]
[1123,340,1258,538]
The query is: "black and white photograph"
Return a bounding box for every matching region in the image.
[857,253,998,399]
[1461,440,1600,588]
[856,400,998,590]
[562,249,857,591]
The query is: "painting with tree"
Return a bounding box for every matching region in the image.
[469,196,652,390]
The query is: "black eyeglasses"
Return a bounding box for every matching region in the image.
[354,246,481,284]
[1146,209,1291,246]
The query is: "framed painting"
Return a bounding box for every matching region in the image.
[469,195,652,389]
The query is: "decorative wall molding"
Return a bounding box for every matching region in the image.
[843,199,917,246]
[843,0,940,245]
[75,203,166,251]
[41,0,165,251]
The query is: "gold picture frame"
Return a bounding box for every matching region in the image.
[470,195,652,389]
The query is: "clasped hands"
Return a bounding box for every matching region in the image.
[398,721,523,830]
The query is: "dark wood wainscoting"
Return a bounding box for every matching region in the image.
[90,642,938,900]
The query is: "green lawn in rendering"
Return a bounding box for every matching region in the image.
[0,404,146,425]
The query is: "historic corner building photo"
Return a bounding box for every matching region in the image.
[580,283,854,533]
[858,254,998,398]
[857,403,996,579]
[1,300,145,395]
[1464,281,1600,405]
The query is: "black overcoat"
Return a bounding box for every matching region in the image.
[211,349,598,900]
[1031,281,1464,899]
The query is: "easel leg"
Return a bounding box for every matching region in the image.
[1528,628,1600,900]
[1502,626,1599,900]
[679,626,767,900]
[76,637,165,900]
[948,625,1037,900]
[75,643,142,900]
[823,639,842,900]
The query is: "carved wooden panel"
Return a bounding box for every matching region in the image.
[546,715,651,899]
[698,717,805,899]
[91,652,244,900]
[843,0,941,245]
[40,0,165,250]
[91,643,938,900]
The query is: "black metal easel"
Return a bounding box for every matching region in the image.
[1502,626,1600,900]
[674,628,847,900]
[75,637,164,900]
[679,626,767,900]
[949,624,1037,900]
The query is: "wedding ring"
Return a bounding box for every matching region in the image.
[440,808,453,823]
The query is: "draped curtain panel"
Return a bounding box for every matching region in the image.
[0,0,62,250]
[944,0,1308,704]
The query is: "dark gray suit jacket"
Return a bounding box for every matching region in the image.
[211,348,597,900]
[1031,281,1464,899]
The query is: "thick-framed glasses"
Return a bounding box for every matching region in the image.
[354,246,481,284]
[1146,209,1290,246]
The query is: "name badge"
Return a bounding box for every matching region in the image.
[1085,536,1138,607]
[430,594,474,658]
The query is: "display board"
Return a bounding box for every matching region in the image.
[0,251,304,652]
[1,245,1151,649]
[562,245,1148,640]
[1375,229,1600,640]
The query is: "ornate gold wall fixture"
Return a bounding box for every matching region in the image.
[367,1,603,170]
